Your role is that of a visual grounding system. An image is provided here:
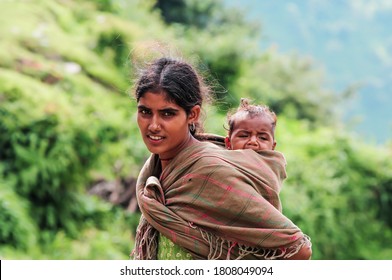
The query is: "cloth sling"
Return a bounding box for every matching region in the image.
[132,140,311,260]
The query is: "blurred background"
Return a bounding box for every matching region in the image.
[227,0,392,144]
[0,0,391,260]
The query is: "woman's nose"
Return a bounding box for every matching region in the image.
[148,117,161,131]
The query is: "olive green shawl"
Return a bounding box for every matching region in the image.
[132,141,310,260]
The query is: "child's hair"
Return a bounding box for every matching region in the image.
[226,98,277,136]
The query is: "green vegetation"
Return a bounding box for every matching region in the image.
[1,0,391,260]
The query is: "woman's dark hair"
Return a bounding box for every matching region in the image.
[134,57,211,134]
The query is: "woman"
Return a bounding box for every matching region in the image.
[131,57,311,260]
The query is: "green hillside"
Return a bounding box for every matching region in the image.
[1,0,391,260]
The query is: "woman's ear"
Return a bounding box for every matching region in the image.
[188,105,201,123]
[225,137,232,149]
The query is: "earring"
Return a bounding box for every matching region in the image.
[224,137,231,149]
[189,123,196,133]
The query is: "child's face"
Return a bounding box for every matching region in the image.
[227,115,276,151]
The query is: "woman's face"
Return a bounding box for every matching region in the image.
[137,91,199,159]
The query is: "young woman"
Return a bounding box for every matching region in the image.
[132,57,312,260]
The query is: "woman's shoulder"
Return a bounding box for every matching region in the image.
[255,150,287,165]
[182,135,286,174]
[197,144,284,164]
[195,133,226,148]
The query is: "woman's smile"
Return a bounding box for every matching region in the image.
[137,91,192,159]
[147,134,165,144]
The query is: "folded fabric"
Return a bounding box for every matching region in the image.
[132,141,310,260]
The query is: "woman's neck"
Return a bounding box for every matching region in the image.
[159,158,171,171]
[160,135,199,170]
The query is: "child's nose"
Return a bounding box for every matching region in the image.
[249,135,258,144]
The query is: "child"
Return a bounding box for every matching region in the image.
[225,98,277,152]
[222,99,311,258]
[224,98,286,213]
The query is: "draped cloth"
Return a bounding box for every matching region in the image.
[131,140,311,260]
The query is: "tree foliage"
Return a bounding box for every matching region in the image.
[276,117,392,259]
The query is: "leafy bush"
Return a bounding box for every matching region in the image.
[0,173,37,251]
[277,117,392,259]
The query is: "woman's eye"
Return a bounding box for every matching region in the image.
[138,109,150,115]
[163,111,174,117]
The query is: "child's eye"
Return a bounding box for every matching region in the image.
[258,134,270,141]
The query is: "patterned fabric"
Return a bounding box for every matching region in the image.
[158,234,193,260]
[132,140,311,260]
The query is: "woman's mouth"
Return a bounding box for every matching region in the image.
[147,135,164,143]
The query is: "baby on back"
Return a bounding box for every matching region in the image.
[225,98,277,152]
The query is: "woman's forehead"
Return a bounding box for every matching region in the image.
[138,91,182,110]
